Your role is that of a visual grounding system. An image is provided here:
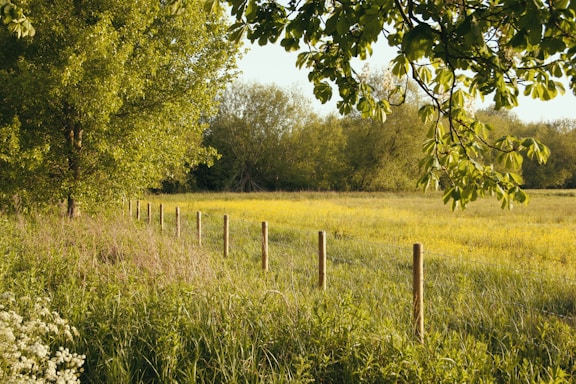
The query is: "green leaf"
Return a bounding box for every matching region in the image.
[314,82,333,104]
[508,172,524,185]
[373,100,390,122]
[391,54,410,78]
[514,187,529,204]
[509,30,527,50]
[434,67,455,94]
[296,52,312,68]
[418,104,436,123]
[228,23,247,44]
[417,65,432,84]
[204,0,220,14]
[402,24,435,61]
[245,0,257,21]
[280,37,299,51]
[336,17,349,36]
[357,97,370,112]
[461,185,477,203]
[442,187,454,205]
[500,151,523,170]
[452,89,466,107]
[541,37,567,56]
[471,121,488,137]
[528,23,542,45]
[336,100,353,115]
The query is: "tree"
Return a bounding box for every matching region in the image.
[339,69,426,191]
[196,82,315,191]
[0,0,236,215]
[472,110,576,189]
[517,119,576,189]
[218,0,576,208]
[287,114,350,190]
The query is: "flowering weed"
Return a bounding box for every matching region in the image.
[0,293,84,383]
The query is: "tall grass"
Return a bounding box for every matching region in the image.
[0,191,575,382]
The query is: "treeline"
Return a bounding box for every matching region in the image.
[164,80,576,193]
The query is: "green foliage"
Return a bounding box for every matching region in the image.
[220,0,576,208]
[0,0,34,37]
[196,82,317,191]
[520,120,576,189]
[476,110,576,190]
[0,0,236,214]
[195,80,426,192]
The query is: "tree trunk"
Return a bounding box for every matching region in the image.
[67,194,79,218]
[65,116,83,218]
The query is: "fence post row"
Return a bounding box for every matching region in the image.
[223,214,229,258]
[319,231,327,290]
[413,243,424,344]
[262,221,269,272]
[125,202,424,339]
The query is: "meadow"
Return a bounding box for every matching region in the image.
[1,191,575,383]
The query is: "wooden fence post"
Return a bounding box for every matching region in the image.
[223,215,229,258]
[136,200,141,221]
[147,203,152,225]
[197,211,202,247]
[262,221,269,272]
[413,243,424,344]
[176,207,181,238]
[128,200,132,218]
[319,231,326,290]
[159,204,164,232]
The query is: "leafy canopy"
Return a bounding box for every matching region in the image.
[200,82,316,191]
[215,0,576,208]
[0,0,236,213]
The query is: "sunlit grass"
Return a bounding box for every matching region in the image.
[2,190,576,382]
[147,190,576,279]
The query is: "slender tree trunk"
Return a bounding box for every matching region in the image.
[65,118,83,218]
[67,194,77,218]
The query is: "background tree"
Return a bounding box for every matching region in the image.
[0,0,236,215]
[465,109,576,189]
[339,69,425,191]
[195,74,427,193]
[288,114,349,190]
[220,0,576,208]
[518,119,576,189]
[195,82,315,191]
[340,108,423,191]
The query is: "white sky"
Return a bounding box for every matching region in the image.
[236,41,576,124]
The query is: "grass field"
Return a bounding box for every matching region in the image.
[1,191,576,383]
[150,190,576,277]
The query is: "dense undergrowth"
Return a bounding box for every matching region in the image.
[1,192,575,383]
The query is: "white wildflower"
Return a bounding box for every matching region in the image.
[0,292,85,383]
